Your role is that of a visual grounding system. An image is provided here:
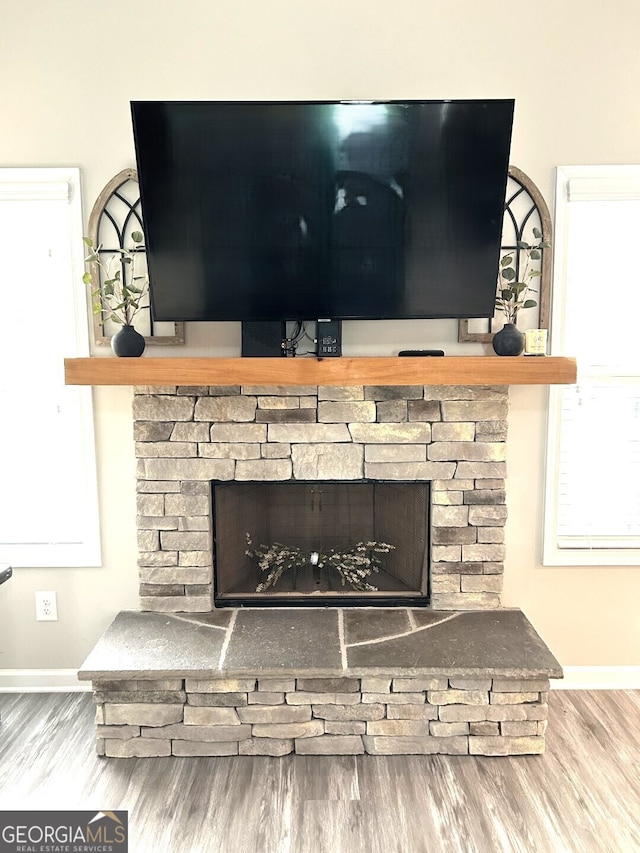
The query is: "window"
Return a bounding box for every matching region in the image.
[543,166,640,565]
[0,168,101,567]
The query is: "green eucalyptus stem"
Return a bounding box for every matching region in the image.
[83,230,148,330]
[495,226,548,325]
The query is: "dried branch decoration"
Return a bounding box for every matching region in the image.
[246,534,395,592]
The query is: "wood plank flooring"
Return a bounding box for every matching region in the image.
[0,690,638,852]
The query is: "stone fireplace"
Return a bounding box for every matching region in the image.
[134,382,508,613]
[78,379,562,758]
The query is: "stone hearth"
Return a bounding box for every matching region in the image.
[79,608,561,757]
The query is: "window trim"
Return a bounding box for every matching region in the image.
[543,165,640,566]
[0,167,101,568]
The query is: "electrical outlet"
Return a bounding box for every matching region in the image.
[35,591,57,621]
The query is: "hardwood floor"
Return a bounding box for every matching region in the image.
[0,690,638,852]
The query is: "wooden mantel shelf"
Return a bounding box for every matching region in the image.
[64,356,577,387]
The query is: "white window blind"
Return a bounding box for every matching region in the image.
[555,379,640,548]
[0,168,101,567]
[566,173,640,202]
[544,165,640,565]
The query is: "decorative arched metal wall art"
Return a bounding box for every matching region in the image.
[87,168,185,347]
[458,165,552,344]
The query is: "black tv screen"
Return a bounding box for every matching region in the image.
[131,99,514,322]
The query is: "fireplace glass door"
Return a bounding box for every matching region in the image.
[212,481,430,607]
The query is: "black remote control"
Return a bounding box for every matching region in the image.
[398,349,445,357]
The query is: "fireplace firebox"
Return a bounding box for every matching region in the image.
[212,480,430,607]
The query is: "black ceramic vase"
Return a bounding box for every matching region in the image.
[111,324,145,357]
[492,323,525,356]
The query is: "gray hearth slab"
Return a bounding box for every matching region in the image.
[78,611,228,680]
[223,608,342,673]
[345,609,563,677]
[342,608,412,645]
[78,607,562,682]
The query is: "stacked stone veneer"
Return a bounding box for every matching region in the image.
[95,675,549,757]
[134,383,509,612]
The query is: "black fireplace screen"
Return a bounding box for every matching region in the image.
[212,481,430,607]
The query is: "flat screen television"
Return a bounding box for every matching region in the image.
[131,99,514,322]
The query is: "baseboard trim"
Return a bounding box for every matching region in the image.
[551,666,640,690]
[0,669,90,692]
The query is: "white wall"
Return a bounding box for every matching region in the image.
[1,0,639,673]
